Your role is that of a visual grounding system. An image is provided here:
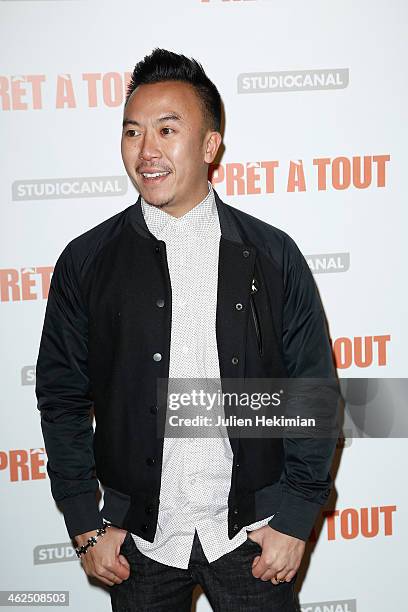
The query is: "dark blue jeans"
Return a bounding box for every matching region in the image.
[110,529,300,611]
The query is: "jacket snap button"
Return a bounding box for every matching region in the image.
[232,357,239,365]
[146,457,156,466]
[235,303,243,310]
[150,405,158,414]
[155,245,160,253]
[233,523,239,531]
[141,524,149,532]
[145,506,154,514]
[242,250,250,258]
[153,353,162,362]
[156,298,165,308]
[233,508,239,515]
[235,463,240,468]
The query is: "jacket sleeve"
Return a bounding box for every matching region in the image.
[35,242,104,539]
[267,233,340,541]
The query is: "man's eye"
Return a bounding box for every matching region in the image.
[125,129,139,137]
[161,127,174,135]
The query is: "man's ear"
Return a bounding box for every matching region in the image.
[204,131,222,164]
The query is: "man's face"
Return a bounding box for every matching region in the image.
[121,80,221,211]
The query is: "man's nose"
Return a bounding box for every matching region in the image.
[139,130,160,160]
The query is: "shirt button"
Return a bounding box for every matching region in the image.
[235,303,243,310]
[242,249,250,258]
[232,356,239,365]
[153,353,162,362]
[190,478,196,485]
[146,457,156,466]
[156,298,165,308]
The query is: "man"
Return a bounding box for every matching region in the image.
[36,48,339,611]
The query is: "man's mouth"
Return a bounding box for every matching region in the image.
[139,171,171,184]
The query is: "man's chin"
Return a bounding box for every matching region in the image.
[138,188,172,208]
[142,196,171,209]
[132,179,174,208]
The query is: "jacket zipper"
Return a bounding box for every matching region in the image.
[250,279,263,356]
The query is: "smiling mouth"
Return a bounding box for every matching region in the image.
[140,171,171,184]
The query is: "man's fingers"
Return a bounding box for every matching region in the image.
[112,557,131,580]
[101,555,131,582]
[80,559,123,587]
[81,555,130,585]
[258,571,277,582]
[257,567,280,582]
[118,553,130,570]
[251,554,274,579]
[97,567,125,585]
[271,573,286,585]
[96,574,117,587]
[271,569,297,584]
[252,554,287,582]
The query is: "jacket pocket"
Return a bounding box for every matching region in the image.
[250,278,263,357]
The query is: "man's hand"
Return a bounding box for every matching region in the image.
[247,525,305,584]
[75,526,131,587]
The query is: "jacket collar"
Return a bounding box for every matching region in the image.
[128,187,243,245]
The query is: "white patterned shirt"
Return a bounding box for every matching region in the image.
[106,181,273,569]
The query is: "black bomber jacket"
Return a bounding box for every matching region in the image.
[35,188,339,542]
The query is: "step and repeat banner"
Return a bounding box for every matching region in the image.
[1,1,406,611]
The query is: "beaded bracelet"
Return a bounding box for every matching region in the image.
[75,520,112,558]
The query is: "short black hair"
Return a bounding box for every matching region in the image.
[125,48,222,133]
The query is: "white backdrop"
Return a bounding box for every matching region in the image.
[1,1,406,611]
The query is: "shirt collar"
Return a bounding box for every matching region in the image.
[141,181,217,238]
